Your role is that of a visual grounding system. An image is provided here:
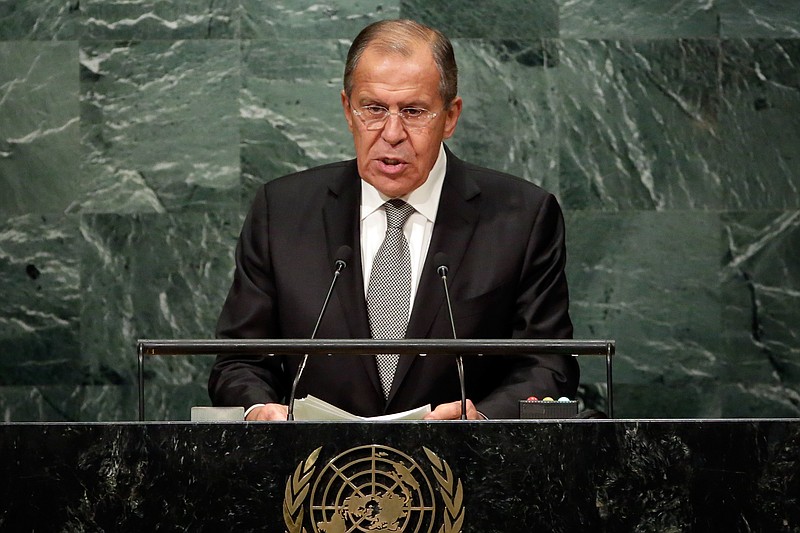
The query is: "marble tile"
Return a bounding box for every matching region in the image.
[447,40,560,192]
[78,213,238,390]
[0,41,81,216]
[719,383,800,418]
[566,210,723,418]
[0,382,206,422]
[0,0,82,40]
[0,385,133,422]
[78,40,241,214]
[80,0,238,40]
[717,39,800,209]
[239,38,355,204]
[143,381,215,421]
[0,214,82,386]
[719,0,800,38]
[557,39,723,211]
[401,0,558,38]
[558,0,720,39]
[720,210,800,417]
[0,382,208,422]
[241,0,400,39]
[0,0,240,41]
[611,382,723,419]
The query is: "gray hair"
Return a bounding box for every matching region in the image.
[343,19,458,107]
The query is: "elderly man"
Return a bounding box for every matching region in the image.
[209,19,578,420]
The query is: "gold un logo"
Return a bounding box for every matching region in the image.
[283,444,465,533]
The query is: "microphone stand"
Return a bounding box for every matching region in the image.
[287,249,350,420]
[437,261,467,421]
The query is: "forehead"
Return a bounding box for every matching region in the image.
[350,43,442,104]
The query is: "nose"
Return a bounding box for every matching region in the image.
[380,112,407,145]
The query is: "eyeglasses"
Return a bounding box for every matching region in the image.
[350,104,440,131]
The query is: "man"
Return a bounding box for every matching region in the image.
[209,19,578,421]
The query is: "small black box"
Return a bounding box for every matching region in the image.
[519,400,579,419]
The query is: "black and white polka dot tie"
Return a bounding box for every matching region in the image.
[367,199,416,398]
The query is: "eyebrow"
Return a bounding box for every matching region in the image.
[354,96,430,109]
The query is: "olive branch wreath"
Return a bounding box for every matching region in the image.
[283,446,321,533]
[283,446,464,533]
[424,447,465,533]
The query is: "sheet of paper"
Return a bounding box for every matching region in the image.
[293,394,431,421]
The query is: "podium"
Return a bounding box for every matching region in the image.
[7,341,792,529]
[2,419,799,530]
[33,339,782,530]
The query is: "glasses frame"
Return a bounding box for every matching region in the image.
[349,103,442,131]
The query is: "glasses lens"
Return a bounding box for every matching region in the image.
[355,107,435,131]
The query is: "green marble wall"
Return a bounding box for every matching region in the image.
[1,1,798,421]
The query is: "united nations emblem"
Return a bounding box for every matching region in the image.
[283,445,464,533]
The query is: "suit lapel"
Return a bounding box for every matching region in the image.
[322,162,371,339]
[387,152,481,405]
[322,162,385,399]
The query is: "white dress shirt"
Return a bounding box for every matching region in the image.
[360,143,447,313]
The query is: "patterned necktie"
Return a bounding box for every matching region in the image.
[367,199,416,398]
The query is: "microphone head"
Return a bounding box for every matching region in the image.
[335,245,353,270]
[434,252,449,277]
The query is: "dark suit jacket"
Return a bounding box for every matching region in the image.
[209,148,578,418]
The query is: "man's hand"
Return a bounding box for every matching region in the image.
[423,399,484,420]
[245,403,288,421]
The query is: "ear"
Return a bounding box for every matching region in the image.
[341,90,354,133]
[442,96,462,140]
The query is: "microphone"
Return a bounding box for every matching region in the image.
[434,252,466,420]
[287,245,352,420]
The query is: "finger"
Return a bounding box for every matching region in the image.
[464,400,483,420]
[424,401,461,420]
[424,400,483,420]
[247,404,288,421]
[423,403,449,420]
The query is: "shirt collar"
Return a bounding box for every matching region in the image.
[360,143,447,223]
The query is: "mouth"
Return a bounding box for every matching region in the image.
[375,157,408,175]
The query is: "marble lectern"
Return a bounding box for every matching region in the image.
[2,420,799,531]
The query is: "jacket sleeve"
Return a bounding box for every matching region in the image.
[208,185,288,408]
[476,192,579,418]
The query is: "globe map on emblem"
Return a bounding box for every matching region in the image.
[309,445,437,533]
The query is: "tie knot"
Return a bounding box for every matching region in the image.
[384,199,415,229]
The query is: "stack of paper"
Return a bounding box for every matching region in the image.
[293,395,431,421]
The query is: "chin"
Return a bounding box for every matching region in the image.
[379,182,415,198]
[366,175,411,198]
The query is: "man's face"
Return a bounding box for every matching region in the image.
[341,42,462,197]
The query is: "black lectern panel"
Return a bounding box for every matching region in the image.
[2,420,798,531]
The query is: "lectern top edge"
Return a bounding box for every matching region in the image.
[136,338,615,357]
